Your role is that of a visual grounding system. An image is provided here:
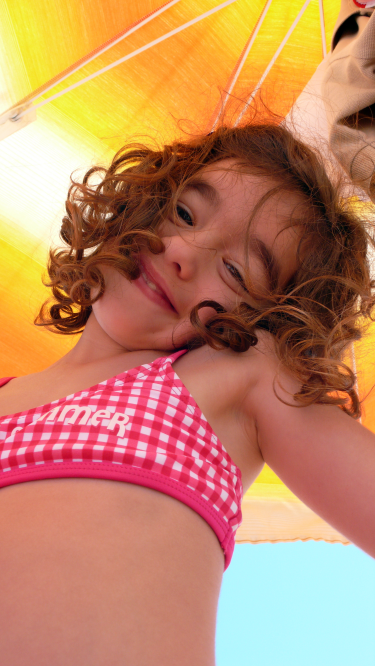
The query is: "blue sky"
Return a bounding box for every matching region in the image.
[216,542,375,665]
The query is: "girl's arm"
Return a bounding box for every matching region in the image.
[246,342,375,558]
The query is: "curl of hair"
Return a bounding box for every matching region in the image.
[35,123,375,417]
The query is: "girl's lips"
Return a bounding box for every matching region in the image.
[134,263,177,313]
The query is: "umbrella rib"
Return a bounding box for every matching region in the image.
[210,0,273,130]
[234,0,313,126]
[319,0,327,58]
[9,0,182,111]
[14,0,236,122]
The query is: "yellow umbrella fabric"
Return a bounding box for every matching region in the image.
[0,0,372,545]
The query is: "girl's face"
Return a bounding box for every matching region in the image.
[92,160,301,351]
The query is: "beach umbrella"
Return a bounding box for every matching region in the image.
[0,0,372,546]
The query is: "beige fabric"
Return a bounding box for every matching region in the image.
[322,4,375,200]
[236,486,349,546]
[331,0,374,50]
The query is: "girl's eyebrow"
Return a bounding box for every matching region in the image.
[249,236,282,290]
[183,179,221,206]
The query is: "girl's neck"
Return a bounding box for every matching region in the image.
[57,315,129,367]
[50,313,168,373]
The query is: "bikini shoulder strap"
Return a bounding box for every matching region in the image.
[0,377,15,388]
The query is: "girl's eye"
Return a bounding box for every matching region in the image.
[224,261,249,293]
[176,204,193,226]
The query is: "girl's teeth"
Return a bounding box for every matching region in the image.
[141,269,161,294]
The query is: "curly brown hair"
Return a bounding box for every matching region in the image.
[35,123,375,417]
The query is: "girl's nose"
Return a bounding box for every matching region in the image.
[162,234,212,281]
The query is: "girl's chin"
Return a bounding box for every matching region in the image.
[91,304,196,351]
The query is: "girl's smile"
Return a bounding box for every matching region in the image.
[135,258,178,313]
[91,160,301,353]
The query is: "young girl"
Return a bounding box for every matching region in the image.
[0,124,374,666]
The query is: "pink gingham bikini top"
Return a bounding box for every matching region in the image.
[0,350,242,568]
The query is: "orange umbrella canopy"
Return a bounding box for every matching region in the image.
[1,0,340,142]
[0,0,373,544]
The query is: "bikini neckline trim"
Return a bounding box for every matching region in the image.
[0,350,187,423]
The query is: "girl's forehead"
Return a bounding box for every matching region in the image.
[191,159,303,227]
[194,159,280,201]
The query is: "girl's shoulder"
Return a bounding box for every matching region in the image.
[175,333,279,406]
[174,344,260,405]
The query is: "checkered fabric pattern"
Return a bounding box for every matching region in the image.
[0,351,243,568]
